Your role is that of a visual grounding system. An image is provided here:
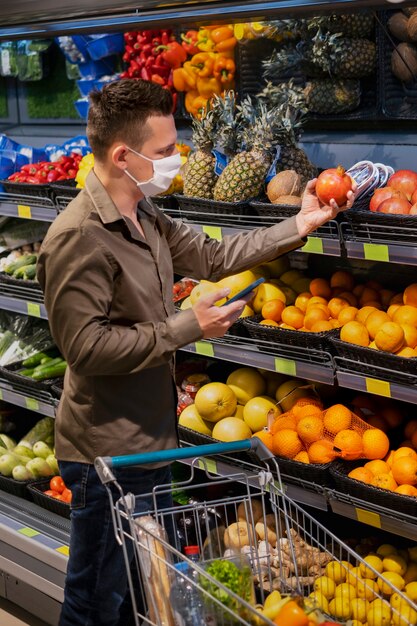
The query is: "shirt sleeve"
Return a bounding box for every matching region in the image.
[157,212,306,281]
[36,228,203,377]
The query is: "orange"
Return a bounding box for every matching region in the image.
[330,319,342,329]
[375,322,404,353]
[396,347,417,358]
[380,289,395,308]
[338,306,359,325]
[395,484,417,496]
[362,429,390,460]
[338,291,359,307]
[365,460,390,475]
[371,473,398,491]
[333,429,363,460]
[270,414,297,434]
[366,279,382,290]
[387,304,401,319]
[359,287,380,306]
[348,467,374,483]
[391,456,417,485]
[261,299,285,322]
[385,450,395,467]
[307,296,328,308]
[340,321,370,347]
[281,306,304,330]
[272,429,303,458]
[311,320,334,332]
[313,303,331,316]
[310,278,332,299]
[353,284,365,298]
[393,305,417,328]
[331,287,346,297]
[366,415,389,431]
[401,324,417,349]
[393,447,417,462]
[308,439,337,464]
[259,319,279,326]
[330,270,355,291]
[297,415,324,444]
[279,323,296,329]
[328,297,350,318]
[295,292,312,313]
[365,301,383,310]
[292,403,323,423]
[252,429,273,451]
[293,396,323,409]
[294,450,310,463]
[369,341,379,350]
[405,421,417,440]
[304,307,329,330]
[404,283,417,307]
[324,404,352,434]
[355,306,377,325]
[391,293,405,305]
[381,406,404,429]
[365,310,391,340]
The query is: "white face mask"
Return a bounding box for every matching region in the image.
[124,146,181,197]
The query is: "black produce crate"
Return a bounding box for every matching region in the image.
[0,272,43,302]
[345,203,417,246]
[226,318,250,339]
[150,194,179,218]
[51,379,64,400]
[175,194,256,225]
[331,460,417,517]
[331,333,417,386]
[50,179,80,211]
[0,179,54,202]
[27,480,71,519]
[243,315,337,353]
[377,11,417,119]
[0,474,36,499]
[0,358,63,393]
[250,200,340,238]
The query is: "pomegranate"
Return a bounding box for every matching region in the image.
[377,196,411,214]
[369,186,405,212]
[316,165,353,206]
[387,169,417,201]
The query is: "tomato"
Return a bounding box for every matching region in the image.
[44,489,57,497]
[377,196,411,214]
[54,494,66,501]
[369,186,405,212]
[274,601,309,626]
[62,488,72,503]
[50,476,65,494]
[388,169,417,201]
[316,165,353,206]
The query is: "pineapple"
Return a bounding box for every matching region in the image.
[212,91,241,158]
[183,105,219,199]
[311,31,376,78]
[304,79,361,114]
[266,18,307,42]
[307,13,375,39]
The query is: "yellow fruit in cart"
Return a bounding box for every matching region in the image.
[178,405,213,436]
[405,580,417,600]
[212,418,252,442]
[351,597,370,622]
[325,561,348,584]
[335,582,357,600]
[217,270,259,299]
[404,284,417,307]
[243,396,281,432]
[365,310,391,340]
[393,305,417,328]
[190,281,226,306]
[323,404,352,434]
[360,556,384,579]
[377,544,399,558]
[308,591,329,612]
[367,599,392,626]
[383,555,408,576]
[347,566,364,586]
[313,576,336,599]
[362,429,390,460]
[226,368,266,405]
[252,283,286,313]
[329,597,352,620]
[392,602,417,626]
[378,572,405,595]
[404,564,417,585]
[365,460,390,475]
[340,321,370,347]
[271,429,303,458]
[356,579,379,601]
[195,383,237,422]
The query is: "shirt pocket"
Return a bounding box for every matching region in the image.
[58,460,90,510]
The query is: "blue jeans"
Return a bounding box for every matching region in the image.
[58,461,173,626]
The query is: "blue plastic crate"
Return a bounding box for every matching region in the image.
[75,99,89,120]
[76,78,96,98]
[71,35,91,60]
[86,34,124,60]
[78,56,116,79]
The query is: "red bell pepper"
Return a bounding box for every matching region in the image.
[156,42,187,69]
[151,73,166,85]
[181,31,199,56]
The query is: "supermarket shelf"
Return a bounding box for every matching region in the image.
[180,334,335,384]
[0,201,56,223]
[341,220,417,266]
[344,239,417,266]
[335,368,417,405]
[0,294,47,318]
[0,382,56,417]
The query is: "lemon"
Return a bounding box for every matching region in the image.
[351,598,369,622]
[392,603,417,626]
[357,579,379,601]
[350,621,366,626]
[325,561,348,584]
[308,591,329,613]
[405,581,417,602]
[367,599,392,626]
[378,572,405,595]
[361,555,384,579]
[329,596,352,620]
[390,592,403,609]
[383,555,408,577]
[404,563,417,585]
[314,575,336,599]
[335,582,357,600]
[348,566,364,586]
[377,544,399,558]
[341,559,354,571]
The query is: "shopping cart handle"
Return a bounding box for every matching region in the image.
[95,438,274,482]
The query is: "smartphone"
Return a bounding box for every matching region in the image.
[221,277,265,306]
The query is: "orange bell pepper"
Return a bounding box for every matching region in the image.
[196,76,222,98]
[213,57,236,83]
[172,66,197,91]
[185,91,209,117]
[215,36,237,52]
[191,52,215,78]
[211,26,234,43]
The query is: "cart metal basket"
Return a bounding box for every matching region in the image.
[95,440,417,626]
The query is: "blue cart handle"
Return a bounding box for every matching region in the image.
[94,438,273,484]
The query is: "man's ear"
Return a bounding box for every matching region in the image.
[111,144,129,170]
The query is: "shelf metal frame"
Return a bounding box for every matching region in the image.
[0,381,56,417]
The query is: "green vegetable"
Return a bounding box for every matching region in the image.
[200,559,254,615]
[0,452,22,476]
[32,360,67,380]
[0,434,16,450]
[13,445,35,459]
[32,441,53,459]
[0,331,16,357]
[19,368,35,377]
[23,350,57,368]
[12,465,33,481]
[40,357,52,365]
[17,417,54,450]
[5,254,37,275]
[46,454,59,475]
[26,457,53,478]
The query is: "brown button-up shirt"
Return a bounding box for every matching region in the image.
[37,170,305,465]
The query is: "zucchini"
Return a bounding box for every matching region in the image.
[32,360,67,381]
[23,350,57,368]
[40,357,52,365]
[32,357,63,375]
[5,254,37,275]
[19,368,35,377]
[13,264,35,279]
[23,264,37,280]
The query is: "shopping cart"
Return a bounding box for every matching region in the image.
[95,439,417,626]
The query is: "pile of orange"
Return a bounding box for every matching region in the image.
[254,399,390,465]
[260,272,417,359]
[348,447,417,496]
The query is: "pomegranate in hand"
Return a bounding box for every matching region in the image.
[316,165,353,206]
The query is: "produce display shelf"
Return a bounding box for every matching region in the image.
[180,334,335,384]
[0,382,56,417]
[0,294,47,319]
[341,222,417,266]
[0,194,57,222]
[334,365,417,406]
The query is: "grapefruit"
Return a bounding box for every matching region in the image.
[195,383,237,422]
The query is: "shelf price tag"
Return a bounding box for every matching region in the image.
[355,507,381,529]
[27,302,41,318]
[17,204,32,219]
[363,243,390,263]
[202,225,222,241]
[195,341,215,358]
[274,357,297,377]
[365,377,391,398]
[26,397,40,412]
[0,389,3,401]
[18,527,40,537]
[302,237,324,255]
[56,546,70,556]
[198,458,217,474]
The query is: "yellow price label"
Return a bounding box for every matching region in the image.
[18,527,40,537]
[365,378,391,398]
[195,341,214,358]
[364,243,390,263]
[356,508,381,529]
[202,225,222,241]
[27,302,41,318]
[26,398,40,412]
[198,458,217,474]
[302,237,324,254]
[0,388,3,401]
[56,546,70,556]
[274,357,297,377]
[17,204,32,219]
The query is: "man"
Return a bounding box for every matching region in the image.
[37,79,355,626]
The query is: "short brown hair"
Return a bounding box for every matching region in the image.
[87,79,173,161]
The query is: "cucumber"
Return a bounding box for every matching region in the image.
[5,254,37,275]
[32,357,63,375]
[19,368,35,377]
[23,350,57,368]
[32,361,67,381]
[40,357,53,365]
[23,264,37,280]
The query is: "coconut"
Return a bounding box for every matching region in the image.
[267,170,302,203]
[407,13,417,41]
[403,7,417,18]
[391,43,417,82]
[275,195,302,207]
[388,12,412,42]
